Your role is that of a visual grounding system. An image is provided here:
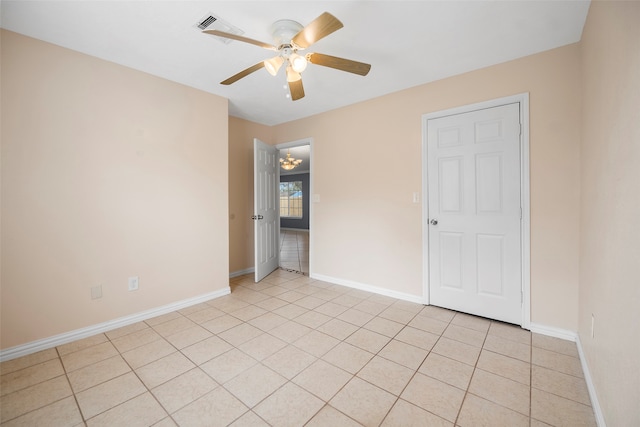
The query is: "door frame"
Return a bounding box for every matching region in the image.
[421,93,531,329]
[275,137,314,275]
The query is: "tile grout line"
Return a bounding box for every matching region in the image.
[377,308,453,426]
[55,346,87,424]
[407,315,543,424]
[425,311,472,425]
[111,317,179,425]
[7,347,85,425]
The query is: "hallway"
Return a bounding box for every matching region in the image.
[279,229,309,275]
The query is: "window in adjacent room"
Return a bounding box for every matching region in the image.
[280,181,303,218]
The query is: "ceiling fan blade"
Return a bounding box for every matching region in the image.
[221,62,265,85]
[307,53,371,76]
[288,78,305,101]
[203,29,276,50]
[292,12,343,49]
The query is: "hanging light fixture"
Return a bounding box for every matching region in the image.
[288,53,308,73]
[280,150,302,171]
[285,65,301,82]
[264,56,284,76]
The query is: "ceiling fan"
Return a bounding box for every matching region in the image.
[203,12,371,101]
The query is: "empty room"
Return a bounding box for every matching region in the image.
[1,1,638,426]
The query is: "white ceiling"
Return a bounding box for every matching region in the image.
[1,1,590,126]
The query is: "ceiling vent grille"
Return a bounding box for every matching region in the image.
[197,15,217,30]
[196,13,244,44]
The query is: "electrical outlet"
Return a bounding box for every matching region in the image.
[128,276,139,291]
[91,285,102,300]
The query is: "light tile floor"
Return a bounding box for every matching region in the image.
[0,270,597,426]
[280,229,309,275]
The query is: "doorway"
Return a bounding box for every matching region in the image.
[279,230,309,274]
[276,139,312,275]
[422,94,530,327]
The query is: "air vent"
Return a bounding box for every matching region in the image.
[198,15,217,30]
[196,13,244,44]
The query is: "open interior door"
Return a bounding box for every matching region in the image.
[253,139,280,282]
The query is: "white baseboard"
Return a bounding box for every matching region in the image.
[576,334,607,427]
[310,273,425,305]
[529,322,577,341]
[530,323,605,426]
[230,267,255,278]
[0,287,231,362]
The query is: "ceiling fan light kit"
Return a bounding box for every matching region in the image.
[288,53,308,73]
[264,56,284,76]
[286,67,301,82]
[203,12,371,101]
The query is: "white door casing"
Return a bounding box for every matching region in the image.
[275,138,314,275]
[254,139,280,282]
[425,100,526,325]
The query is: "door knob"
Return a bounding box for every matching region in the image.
[430,219,438,225]
[251,215,264,220]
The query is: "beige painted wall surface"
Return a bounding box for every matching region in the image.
[579,2,640,425]
[273,44,582,330]
[1,31,230,350]
[228,117,273,273]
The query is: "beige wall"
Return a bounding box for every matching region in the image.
[579,2,640,425]
[1,31,230,350]
[228,117,273,273]
[272,44,582,330]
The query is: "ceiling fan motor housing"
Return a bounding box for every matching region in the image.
[271,19,304,49]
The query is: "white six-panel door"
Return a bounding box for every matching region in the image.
[254,139,279,282]
[427,103,522,324]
